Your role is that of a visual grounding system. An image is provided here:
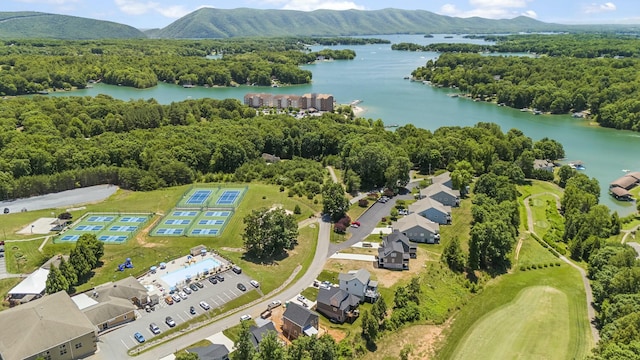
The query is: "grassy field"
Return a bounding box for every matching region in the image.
[0,278,22,311]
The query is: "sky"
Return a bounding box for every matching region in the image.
[4,0,640,29]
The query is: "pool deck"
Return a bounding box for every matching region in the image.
[138,251,232,297]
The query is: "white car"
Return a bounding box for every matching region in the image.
[171,293,181,303]
[240,314,252,321]
[199,301,210,310]
[178,291,188,300]
[250,280,260,288]
[296,295,306,303]
[268,300,282,310]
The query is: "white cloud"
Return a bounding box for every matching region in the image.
[14,0,79,4]
[439,0,535,19]
[114,0,190,19]
[259,0,365,11]
[584,2,617,14]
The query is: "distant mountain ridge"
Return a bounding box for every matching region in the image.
[0,12,145,39]
[149,7,626,39]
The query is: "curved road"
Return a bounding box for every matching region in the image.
[523,194,599,343]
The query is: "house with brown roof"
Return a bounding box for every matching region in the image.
[282,302,319,340]
[610,175,638,190]
[393,213,440,244]
[0,291,97,360]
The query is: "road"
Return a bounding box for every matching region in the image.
[92,216,331,360]
[0,184,118,214]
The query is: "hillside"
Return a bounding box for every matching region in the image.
[152,7,575,39]
[0,12,145,39]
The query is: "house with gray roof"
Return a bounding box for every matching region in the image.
[282,302,319,340]
[0,291,97,360]
[420,183,460,207]
[377,230,416,270]
[338,268,379,303]
[408,197,451,225]
[431,171,453,188]
[249,321,278,349]
[188,344,229,360]
[316,287,360,324]
[393,213,440,244]
[533,159,555,172]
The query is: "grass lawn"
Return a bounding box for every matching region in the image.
[347,201,371,222]
[175,339,212,357]
[516,234,561,269]
[300,286,319,301]
[5,239,50,274]
[0,278,21,311]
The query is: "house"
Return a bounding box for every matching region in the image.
[533,159,555,172]
[0,291,97,360]
[188,344,230,360]
[316,287,361,323]
[261,153,281,163]
[377,230,417,271]
[338,269,379,303]
[610,175,640,190]
[249,321,278,349]
[431,171,453,189]
[73,276,149,332]
[420,183,460,207]
[282,302,319,340]
[7,267,49,305]
[393,213,440,244]
[408,197,451,225]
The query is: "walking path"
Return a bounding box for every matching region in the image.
[523,194,600,343]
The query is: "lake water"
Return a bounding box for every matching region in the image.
[47,34,640,215]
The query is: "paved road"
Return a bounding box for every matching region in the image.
[523,194,599,343]
[0,185,118,214]
[92,216,331,360]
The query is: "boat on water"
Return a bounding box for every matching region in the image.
[447,93,459,98]
[568,161,586,170]
[623,169,631,173]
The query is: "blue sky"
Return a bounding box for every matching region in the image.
[5,0,639,29]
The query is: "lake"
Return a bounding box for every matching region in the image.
[47,34,640,215]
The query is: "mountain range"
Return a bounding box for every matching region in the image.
[0,8,637,40]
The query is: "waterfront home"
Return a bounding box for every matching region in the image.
[338,269,379,303]
[533,159,555,172]
[610,174,639,191]
[408,197,452,225]
[420,183,460,207]
[610,186,633,201]
[393,213,440,244]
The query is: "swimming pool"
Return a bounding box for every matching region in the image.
[161,258,222,287]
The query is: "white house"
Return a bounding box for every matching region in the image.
[338,269,379,303]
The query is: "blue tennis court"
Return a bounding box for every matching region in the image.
[191,229,219,235]
[216,190,240,205]
[156,228,183,235]
[87,216,115,222]
[60,235,80,241]
[118,217,147,223]
[186,190,212,205]
[99,235,127,242]
[173,211,198,217]
[204,211,231,217]
[109,226,137,232]
[76,225,104,231]
[165,219,190,225]
[198,219,224,225]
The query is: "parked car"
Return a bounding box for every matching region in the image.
[232,266,242,274]
[178,291,188,300]
[165,316,176,327]
[183,287,192,295]
[267,300,282,310]
[189,283,199,292]
[350,221,361,228]
[240,314,252,321]
[3,208,8,214]
[208,276,218,284]
[171,293,181,303]
[149,323,160,335]
[250,280,260,288]
[134,332,145,343]
[190,306,196,315]
[237,283,247,291]
[297,295,306,302]
[216,274,225,282]
[195,281,204,288]
[199,301,211,310]
[164,296,174,305]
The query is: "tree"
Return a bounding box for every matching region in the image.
[293,204,301,214]
[46,265,69,294]
[371,295,387,325]
[451,160,474,195]
[321,182,349,222]
[232,321,255,360]
[442,237,466,272]
[77,233,104,268]
[394,286,409,308]
[242,207,298,259]
[361,310,379,345]
[69,242,94,279]
[175,353,199,360]
[257,331,285,360]
[58,257,77,288]
[407,276,422,305]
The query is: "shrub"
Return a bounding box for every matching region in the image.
[520,265,526,271]
[358,198,369,207]
[294,204,301,214]
[334,223,347,234]
[279,185,285,192]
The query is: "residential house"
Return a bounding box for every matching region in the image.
[249,321,279,349]
[7,267,49,305]
[188,344,229,360]
[316,287,360,323]
[282,302,319,340]
[0,291,97,360]
[377,230,417,271]
[533,159,555,172]
[408,197,452,225]
[261,153,281,163]
[338,269,379,303]
[431,171,453,189]
[420,183,460,207]
[393,213,440,244]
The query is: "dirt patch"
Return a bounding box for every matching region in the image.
[136,215,163,247]
[220,247,244,252]
[323,326,346,343]
[269,204,293,215]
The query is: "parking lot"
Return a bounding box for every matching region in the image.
[104,269,260,350]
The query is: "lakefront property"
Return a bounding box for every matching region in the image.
[243,93,334,112]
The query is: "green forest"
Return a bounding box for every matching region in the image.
[401,34,640,131]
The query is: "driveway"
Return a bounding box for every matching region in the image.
[329,253,376,262]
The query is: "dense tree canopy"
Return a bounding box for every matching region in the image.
[242,207,298,259]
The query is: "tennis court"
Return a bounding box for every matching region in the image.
[54,213,151,244]
[177,188,218,208]
[211,188,246,207]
